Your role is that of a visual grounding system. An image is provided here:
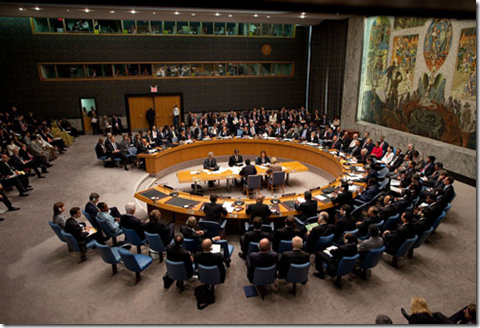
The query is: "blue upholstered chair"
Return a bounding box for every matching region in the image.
[95,147,107,164]
[377,167,389,180]
[96,216,124,246]
[408,226,434,259]
[213,239,234,267]
[118,248,153,284]
[332,254,360,287]
[198,219,227,239]
[81,210,98,230]
[243,174,262,197]
[359,246,385,279]
[382,213,400,232]
[144,232,167,263]
[247,242,260,257]
[244,221,274,233]
[166,259,192,292]
[122,227,146,254]
[314,234,335,253]
[285,262,310,296]
[49,221,70,252]
[253,264,277,299]
[378,178,390,190]
[94,241,122,275]
[198,264,222,286]
[432,211,447,233]
[335,229,359,246]
[277,240,293,254]
[182,238,199,253]
[294,215,318,229]
[267,171,285,195]
[391,235,418,267]
[60,230,96,262]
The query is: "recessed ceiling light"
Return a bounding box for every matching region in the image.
[18,7,25,11]
[174,11,180,15]
[84,8,90,13]
[191,13,196,16]
[302,12,306,15]
[253,14,259,17]
[109,10,115,14]
[34,7,41,11]
[215,12,220,16]
[266,15,270,18]
[300,15,305,19]
[228,14,233,18]
[152,12,156,15]
[66,9,70,12]
[130,9,137,14]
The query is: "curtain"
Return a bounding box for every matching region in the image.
[308,19,349,120]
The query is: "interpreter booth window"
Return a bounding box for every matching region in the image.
[249,23,261,36]
[238,64,248,75]
[203,64,215,76]
[283,24,294,36]
[96,20,122,33]
[202,22,213,35]
[226,23,237,35]
[177,22,189,34]
[227,63,238,76]
[33,18,49,32]
[114,64,126,77]
[261,24,272,36]
[191,64,204,76]
[150,21,163,34]
[282,63,293,75]
[190,22,201,35]
[140,64,152,76]
[49,18,65,33]
[166,65,179,77]
[215,64,226,76]
[40,65,56,79]
[179,64,191,77]
[123,20,136,34]
[214,22,226,35]
[126,64,141,76]
[164,21,176,34]
[57,64,85,78]
[66,19,93,32]
[238,23,248,36]
[137,20,150,34]
[153,64,166,77]
[248,63,260,76]
[273,24,283,36]
[260,63,271,75]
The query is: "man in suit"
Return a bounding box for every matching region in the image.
[195,238,226,283]
[349,139,362,158]
[332,183,353,208]
[387,148,404,172]
[356,178,380,203]
[413,195,443,235]
[119,202,145,240]
[277,236,310,279]
[203,152,218,187]
[64,207,104,261]
[95,137,108,158]
[9,148,44,178]
[167,233,194,286]
[247,238,278,283]
[294,191,318,223]
[246,195,272,222]
[111,114,123,135]
[272,215,302,251]
[419,156,436,177]
[105,135,128,171]
[334,204,356,243]
[228,149,243,167]
[305,212,335,253]
[146,107,155,130]
[0,182,20,212]
[313,233,358,280]
[356,206,381,237]
[203,194,227,225]
[442,176,455,204]
[239,158,257,187]
[330,135,343,150]
[357,224,384,259]
[0,154,30,197]
[239,216,270,259]
[379,136,389,153]
[362,164,378,183]
[180,216,210,245]
[383,211,416,255]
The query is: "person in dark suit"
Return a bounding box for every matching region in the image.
[356,206,381,237]
[195,238,226,283]
[332,183,353,208]
[0,154,30,197]
[64,207,104,261]
[255,150,270,165]
[239,216,270,259]
[313,233,358,280]
[350,140,362,158]
[180,216,211,245]
[413,195,443,235]
[387,148,404,172]
[95,137,108,159]
[105,135,128,170]
[294,191,318,223]
[383,211,416,255]
[246,195,272,222]
[272,215,302,251]
[119,202,145,240]
[146,107,155,130]
[330,135,343,150]
[356,178,380,203]
[0,182,20,212]
[84,192,121,230]
[9,147,44,178]
[246,238,278,283]
[277,236,310,279]
[228,149,243,167]
[203,194,227,225]
[379,136,389,153]
[144,209,174,246]
[239,158,257,187]
[111,114,123,135]
[203,152,218,187]
[306,212,335,253]
[442,176,455,204]
[419,156,436,177]
[334,204,356,243]
[166,233,194,283]
[362,164,378,183]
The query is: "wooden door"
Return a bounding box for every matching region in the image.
[154,95,180,128]
[128,96,155,130]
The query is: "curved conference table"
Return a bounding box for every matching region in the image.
[134,138,366,223]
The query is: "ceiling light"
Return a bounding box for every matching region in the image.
[34,7,41,11]
[300,15,305,19]
[18,7,25,11]
[174,11,180,15]
[302,12,306,15]
[253,14,259,17]
[152,12,156,15]
[130,9,137,14]
[84,8,90,13]
[228,14,233,18]
[215,12,220,16]
[66,9,70,12]
[109,10,115,14]
[267,16,270,18]
[191,13,196,16]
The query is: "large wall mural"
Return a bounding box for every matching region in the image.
[358,17,476,150]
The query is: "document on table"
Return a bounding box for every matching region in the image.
[390,179,401,186]
[314,195,328,202]
[211,244,222,253]
[222,201,235,213]
[296,197,306,203]
[419,202,429,208]
[390,186,403,193]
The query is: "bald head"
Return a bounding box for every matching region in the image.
[258,238,270,252]
[292,236,303,250]
[201,238,212,253]
[256,195,265,204]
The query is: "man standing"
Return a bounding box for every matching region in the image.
[172,104,180,130]
[203,152,218,187]
[146,107,155,130]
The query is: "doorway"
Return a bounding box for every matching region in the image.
[126,93,183,131]
[79,97,97,134]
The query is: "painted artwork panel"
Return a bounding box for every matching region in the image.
[451,27,476,100]
[390,34,419,96]
[394,17,429,30]
[423,18,453,72]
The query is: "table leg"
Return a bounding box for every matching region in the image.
[194,182,198,193]
[286,173,290,186]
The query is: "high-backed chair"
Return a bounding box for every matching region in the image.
[382,213,400,232]
[96,147,107,164]
[198,219,227,239]
[335,229,359,246]
[391,235,418,267]
[358,220,385,241]
[359,246,385,279]
[81,210,99,230]
[247,242,260,257]
[182,238,200,253]
[243,174,262,197]
[285,262,310,296]
[244,221,274,233]
[378,178,390,190]
[252,264,277,299]
[332,254,360,287]
[60,230,96,263]
[117,248,153,284]
[122,227,146,254]
[277,240,293,253]
[294,215,317,229]
[198,264,222,289]
[267,171,285,195]
[94,241,122,275]
[49,221,70,252]
[144,232,167,263]
[314,234,335,253]
[377,167,389,180]
[166,259,191,292]
[432,211,447,233]
[213,239,234,267]
[351,202,370,219]
[96,217,124,246]
[408,227,434,259]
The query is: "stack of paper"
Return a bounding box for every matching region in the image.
[296,197,306,203]
[314,195,328,202]
[222,201,235,213]
[391,179,401,186]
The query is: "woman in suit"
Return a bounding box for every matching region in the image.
[53,202,68,229]
[255,150,270,165]
[144,210,174,246]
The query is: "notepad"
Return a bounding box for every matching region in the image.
[211,244,222,253]
[391,179,401,186]
[305,222,319,231]
[323,245,338,257]
[390,186,403,193]
[314,195,328,202]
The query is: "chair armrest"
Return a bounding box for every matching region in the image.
[220,220,227,230]
[294,217,304,227]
